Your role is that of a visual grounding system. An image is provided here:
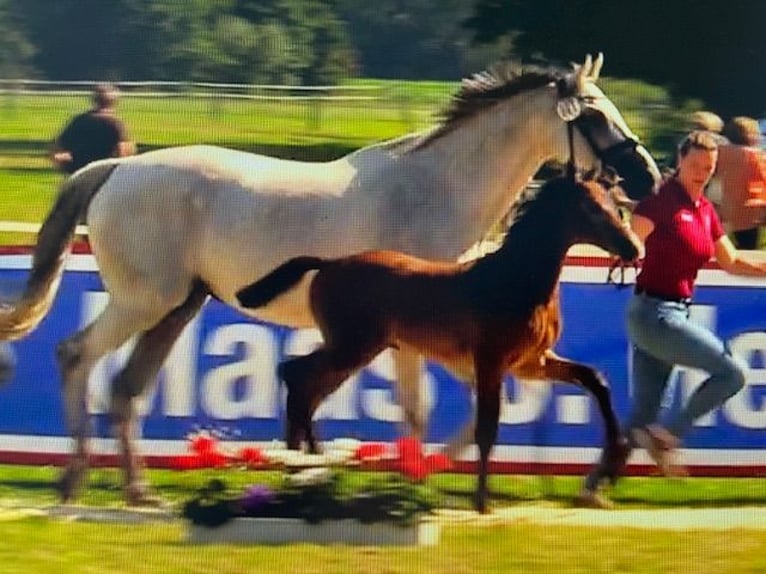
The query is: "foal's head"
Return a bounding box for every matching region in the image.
[538,173,641,262]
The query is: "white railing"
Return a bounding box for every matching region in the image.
[0,79,382,102]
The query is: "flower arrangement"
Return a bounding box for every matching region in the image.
[179,434,451,528]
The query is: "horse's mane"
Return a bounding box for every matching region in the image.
[405,64,566,152]
[503,177,556,230]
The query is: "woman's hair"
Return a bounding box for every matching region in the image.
[678,130,719,157]
[723,116,761,146]
[690,110,724,134]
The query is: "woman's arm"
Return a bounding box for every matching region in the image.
[715,234,766,276]
[629,213,654,258]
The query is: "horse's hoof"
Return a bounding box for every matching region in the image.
[57,466,86,503]
[285,420,305,450]
[473,493,490,515]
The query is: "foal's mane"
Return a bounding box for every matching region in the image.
[402,64,567,152]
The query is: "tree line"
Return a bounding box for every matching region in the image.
[0,0,507,85]
[1,0,765,116]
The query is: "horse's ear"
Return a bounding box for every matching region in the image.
[591,52,604,81]
[575,54,593,92]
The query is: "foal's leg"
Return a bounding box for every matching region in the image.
[473,354,504,514]
[110,282,208,505]
[532,351,629,483]
[280,341,385,452]
[56,302,159,503]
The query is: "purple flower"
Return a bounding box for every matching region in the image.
[240,484,275,514]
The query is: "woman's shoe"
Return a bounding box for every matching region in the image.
[574,488,614,510]
[632,425,686,477]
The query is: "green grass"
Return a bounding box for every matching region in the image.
[1,465,766,573]
[3,465,766,510]
[2,519,766,574]
[0,91,449,245]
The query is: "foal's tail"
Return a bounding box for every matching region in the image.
[236,256,326,309]
[0,161,118,340]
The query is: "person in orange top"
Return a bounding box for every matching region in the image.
[715,116,766,249]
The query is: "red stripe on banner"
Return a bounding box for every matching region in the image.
[0,240,91,256]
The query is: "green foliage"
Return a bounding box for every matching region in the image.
[12,0,357,84]
[0,0,34,77]
[182,471,439,528]
[466,0,766,116]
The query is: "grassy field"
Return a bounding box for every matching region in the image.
[0,84,451,244]
[1,465,766,573]
[0,75,686,245]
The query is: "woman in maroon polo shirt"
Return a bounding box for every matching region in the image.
[579,130,766,508]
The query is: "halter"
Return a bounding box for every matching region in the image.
[555,76,641,288]
[555,76,641,181]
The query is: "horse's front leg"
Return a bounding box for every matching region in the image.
[392,347,427,438]
[473,355,504,514]
[536,351,630,484]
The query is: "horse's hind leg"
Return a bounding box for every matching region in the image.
[57,301,161,503]
[280,341,384,452]
[110,282,208,505]
[534,351,629,483]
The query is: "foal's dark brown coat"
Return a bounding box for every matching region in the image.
[237,175,641,512]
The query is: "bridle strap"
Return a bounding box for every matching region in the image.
[565,121,576,181]
[571,113,639,164]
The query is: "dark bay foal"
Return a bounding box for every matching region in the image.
[237,173,641,512]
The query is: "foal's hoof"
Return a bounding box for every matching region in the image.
[601,435,632,485]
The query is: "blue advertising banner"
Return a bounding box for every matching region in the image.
[1,254,765,474]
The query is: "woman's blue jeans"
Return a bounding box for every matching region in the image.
[583,293,746,493]
[625,293,746,439]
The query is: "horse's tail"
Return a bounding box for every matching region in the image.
[236,256,326,309]
[0,161,118,340]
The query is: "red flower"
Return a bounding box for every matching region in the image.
[354,442,386,461]
[394,437,422,460]
[400,458,429,482]
[171,432,231,470]
[238,447,267,467]
[424,453,453,473]
[170,454,205,470]
[198,450,228,468]
[190,434,217,455]
[393,437,453,482]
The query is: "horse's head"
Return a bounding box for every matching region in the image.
[553,53,660,201]
[550,172,641,262]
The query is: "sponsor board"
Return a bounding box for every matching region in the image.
[0,253,765,475]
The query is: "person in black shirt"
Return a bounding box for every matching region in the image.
[51,83,135,174]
